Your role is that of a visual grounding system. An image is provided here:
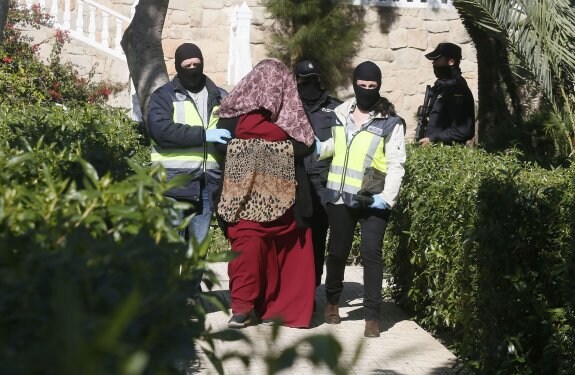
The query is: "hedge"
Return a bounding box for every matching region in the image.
[0,102,355,374]
[384,145,575,374]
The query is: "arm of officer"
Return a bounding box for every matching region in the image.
[378,122,406,208]
[147,88,205,148]
[290,138,315,161]
[213,117,237,155]
[433,89,475,143]
[317,137,335,160]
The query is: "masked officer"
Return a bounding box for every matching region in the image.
[295,59,342,288]
[419,42,475,145]
[316,61,406,337]
[147,43,230,295]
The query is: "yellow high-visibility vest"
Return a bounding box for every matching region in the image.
[151,99,221,177]
[326,125,387,200]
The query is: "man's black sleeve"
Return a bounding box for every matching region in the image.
[147,88,205,148]
[290,139,315,161]
[433,86,475,143]
[213,117,237,155]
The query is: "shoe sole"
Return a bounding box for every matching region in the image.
[325,315,341,324]
[227,318,253,329]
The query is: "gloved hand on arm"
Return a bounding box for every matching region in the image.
[206,129,232,144]
[314,136,321,155]
[369,195,390,210]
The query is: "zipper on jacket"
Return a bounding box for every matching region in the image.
[339,131,360,195]
[187,97,208,175]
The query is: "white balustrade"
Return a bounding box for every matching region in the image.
[130,0,137,19]
[88,5,96,40]
[50,0,58,23]
[101,12,109,48]
[353,0,453,8]
[76,0,83,33]
[114,18,122,52]
[19,0,133,60]
[62,0,70,29]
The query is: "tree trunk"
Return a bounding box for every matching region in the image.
[462,19,520,149]
[120,0,170,121]
[0,0,10,45]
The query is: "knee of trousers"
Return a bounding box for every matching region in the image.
[327,249,349,264]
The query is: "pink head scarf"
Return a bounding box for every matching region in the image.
[218,59,315,146]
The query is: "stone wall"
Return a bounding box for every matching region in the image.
[354,7,477,137]
[160,0,268,87]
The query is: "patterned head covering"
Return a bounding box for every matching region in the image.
[219,59,314,146]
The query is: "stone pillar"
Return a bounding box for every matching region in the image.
[227,2,253,85]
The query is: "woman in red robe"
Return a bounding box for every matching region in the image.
[215,59,316,328]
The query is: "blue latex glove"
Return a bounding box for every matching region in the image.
[205,129,231,144]
[314,136,321,155]
[369,195,389,210]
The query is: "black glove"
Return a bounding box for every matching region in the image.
[356,190,375,207]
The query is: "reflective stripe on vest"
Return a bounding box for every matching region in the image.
[326,126,386,196]
[151,100,221,172]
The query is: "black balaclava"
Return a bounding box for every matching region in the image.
[433,64,461,79]
[352,61,382,111]
[433,65,451,79]
[297,77,323,105]
[175,43,205,92]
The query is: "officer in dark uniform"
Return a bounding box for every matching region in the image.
[295,59,342,287]
[419,42,475,145]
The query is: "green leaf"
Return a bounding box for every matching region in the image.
[79,159,100,186]
[6,152,33,167]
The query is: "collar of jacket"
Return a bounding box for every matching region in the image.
[303,90,340,113]
[335,97,391,121]
[433,69,465,90]
[172,75,222,104]
[334,97,402,138]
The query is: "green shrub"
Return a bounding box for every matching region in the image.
[0,98,214,373]
[0,103,149,179]
[0,1,124,106]
[0,101,358,373]
[385,144,575,374]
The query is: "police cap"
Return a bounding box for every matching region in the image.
[425,42,462,60]
[294,59,321,77]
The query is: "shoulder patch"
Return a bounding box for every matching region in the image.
[175,92,187,101]
[366,125,383,136]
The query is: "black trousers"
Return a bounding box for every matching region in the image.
[324,203,390,320]
[310,186,329,286]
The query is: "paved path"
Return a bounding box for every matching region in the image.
[191,263,457,375]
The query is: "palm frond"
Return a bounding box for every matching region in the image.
[454,0,575,103]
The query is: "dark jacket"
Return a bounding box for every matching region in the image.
[302,91,341,197]
[147,75,226,202]
[214,114,315,228]
[426,70,475,144]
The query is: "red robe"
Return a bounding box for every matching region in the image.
[226,112,315,328]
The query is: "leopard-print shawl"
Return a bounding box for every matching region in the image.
[217,138,295,223]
